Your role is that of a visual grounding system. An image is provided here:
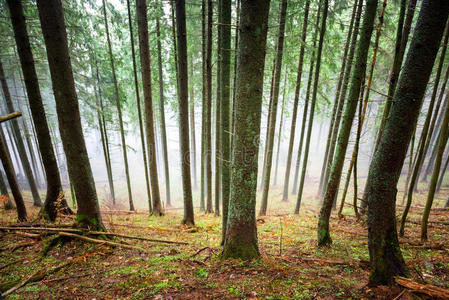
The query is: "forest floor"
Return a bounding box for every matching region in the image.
[0,186,448,299]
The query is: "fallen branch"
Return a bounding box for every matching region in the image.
[395,276,449,299]
[14,231,41,239]
[86,231,188,245]
[0,226,83,233]
[190,247,210,258]
[0,111,22,124]
[58,231,146,252]
[298,257,349,265]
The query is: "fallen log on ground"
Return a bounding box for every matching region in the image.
[58,231,146,252]
[86,231,189,245]
[395,276,449,299]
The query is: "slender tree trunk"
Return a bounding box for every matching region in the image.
[366,0,448,286]
[230,0,240,150]
[162,5,174,208]
[205,0,213,213]
[0,127,27,221]
[282,0,310,201]
[437,145,449,192]
[37,0,104,230]
[318,0,358,196]
[175,0,195,225]
[189,54,197,190]
[318,0,363,198]
[399,20,449,236]
[295,0,328,213]
[136,0,163,215]
[422,94,449,182]
[317,0,378,246]
[274,74,287,186]
[421,100,449,240]
[126,0,152,211]
[0,60,41,207]
[102,0,135,211]
[215,0,222,216]
[221,0,270,260]
[200,0,207,212]
[7,0,72,221]
[337,0,387,217]
[259,0,288,216]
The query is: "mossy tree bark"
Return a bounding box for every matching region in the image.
[126,0,152,212]
[295,0,328,213]
[281,0,309,201]
[399,20,449,236]
[317,0,378,246]
[318,0,362,199]
[175,0,195,225]
[259,0,288,216]
[317,0,358,197]
[0,127,26,221]
[37,0,104,230]
[220,0,232,241]
[222,0,270,260]
[366,0,449,286]
[101,0,135,211]
[0,60,41,208]
[7,0,73,220]
[136,0,163,215]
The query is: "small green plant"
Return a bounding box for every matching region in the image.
[195,268,209,278]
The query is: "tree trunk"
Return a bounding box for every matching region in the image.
[436,144,449,192]
[189,54,197,190]
[215,0,222,217]
[317,0,378,246]
[295,0,328,213]
[37,0,104,230]
[274,74,287,186]
[317,0,358,197]
[259,0,288,216]
[220,0,232,242]
[366,0,448,286]
[421,99,449,241]
[221,0,270,260]
[126,0,152,211]
[281,0,310,201]
[175,0,195,225]
[0,60,41,207]
[399,20,449,236]
[160,5,173,208]
[0,127,27,221]
[200,0,207,212]
[7,0,73,221]
[205,0,213,213]
[318,0,363,198]
[136,0,163,215]
[102,0,135,212]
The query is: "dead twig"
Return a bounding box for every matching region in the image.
[58,231,146,252]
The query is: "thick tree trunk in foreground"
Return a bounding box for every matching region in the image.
[175,0,195,225]
[281,0,309,201]
[220,0,232,241]
[295,0,328,213]
[136,0,163,215]
[399,21,449,236]
[222,0,270,260]
[8,0,72,221]
[259,0,288,216]
[126,0,152,211]
[0,60,41,207]
[37,0,104,230]
[0,127,27,221]
[102,0,134,211]
[366,0,448,286]
[317,0,378,246]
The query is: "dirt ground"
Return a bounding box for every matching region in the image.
[0,186,448,299]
